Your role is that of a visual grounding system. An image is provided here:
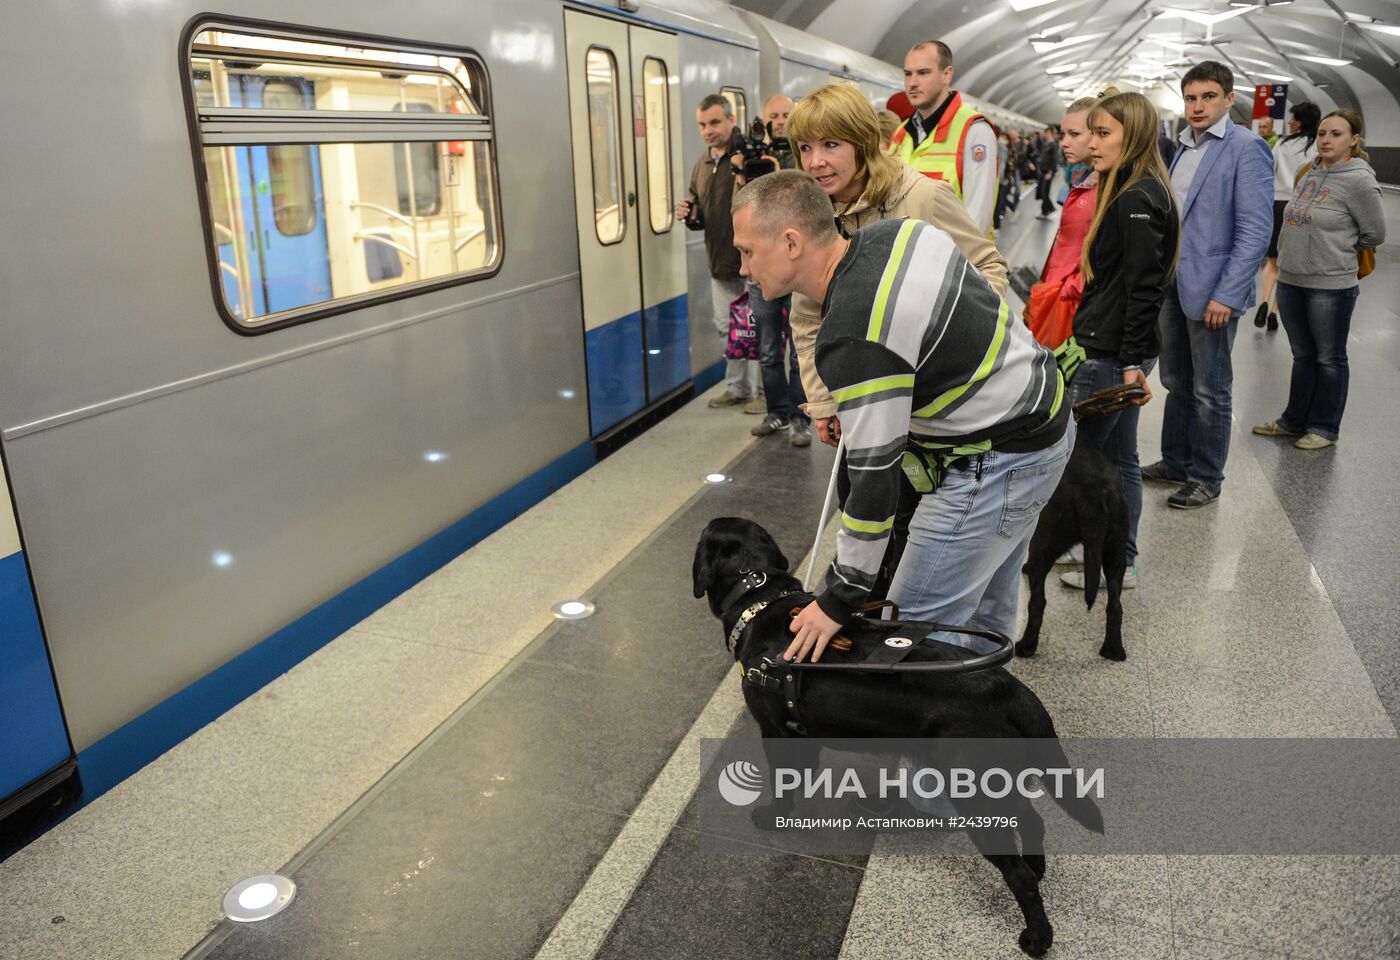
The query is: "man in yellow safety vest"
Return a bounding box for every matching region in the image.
[891,40,999,236]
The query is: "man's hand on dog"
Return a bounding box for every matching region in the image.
[787,601,842,662]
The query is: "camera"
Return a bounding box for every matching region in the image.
[733,119,791,181]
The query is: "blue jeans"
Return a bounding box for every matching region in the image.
[1068,356,1148,565]
[748,283,807,423]
[887,422,1075,652]
[1275,282,1357,442]
[1158,286,1239,491]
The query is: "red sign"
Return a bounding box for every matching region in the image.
[1252,83,1288,120]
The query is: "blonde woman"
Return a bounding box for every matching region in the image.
[1253,109,1385,450]
[1060,92,1179,591]
[1027,92,1106,349]
[783,82,1009,448]
[777,82,1010,598]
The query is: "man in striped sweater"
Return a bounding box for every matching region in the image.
[732,171,1073,664]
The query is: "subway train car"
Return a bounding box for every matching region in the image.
[0,0,1041,825]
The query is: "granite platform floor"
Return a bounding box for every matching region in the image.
[0,191,1396,960]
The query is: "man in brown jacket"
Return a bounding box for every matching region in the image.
[678,93,758,407]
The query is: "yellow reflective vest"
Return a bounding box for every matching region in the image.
[890,92,989,204]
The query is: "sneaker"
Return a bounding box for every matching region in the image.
[1252,419,1302,437]
[1294,432,1336,450]
[750,414,789,437]
[789,420,812,447]
[744,394,767,415]
[1055,545,1083,566]
[1060,565,1137,590]
[1266,312,1279,332]
[1167,481,1219,510]
[707,391,749,408]
[1140,460,1186,485]
[1252,303,1269,328]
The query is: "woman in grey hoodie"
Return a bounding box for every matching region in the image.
[1253,109,1385,450]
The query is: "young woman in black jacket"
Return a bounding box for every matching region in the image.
[1060,91,1179,591]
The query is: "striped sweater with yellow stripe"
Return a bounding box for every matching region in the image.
[814,218,1068,622]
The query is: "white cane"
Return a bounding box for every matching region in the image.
[803,435,845,592]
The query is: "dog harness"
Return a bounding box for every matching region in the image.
[723,574,1015,736]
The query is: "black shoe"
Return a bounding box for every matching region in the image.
[1140,460,1186,485]
[1252,303,1269,328]
[1167,481,1220,510]
[1266,312,1279,331]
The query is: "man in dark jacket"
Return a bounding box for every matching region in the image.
[678,93,758,407]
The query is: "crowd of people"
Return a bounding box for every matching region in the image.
[679,41,1386,660]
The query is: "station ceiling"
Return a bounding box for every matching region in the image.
[732,0,1400,141]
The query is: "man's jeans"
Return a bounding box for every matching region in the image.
[1158,286,1239,491]
[1069,356,1149,565]
[710,277,758,399]
[887,421,1075,652]
[748,283,807,423]
[1275,281,1358,441]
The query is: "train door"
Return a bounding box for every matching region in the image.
[628,29,688,402]
[565,11,690,436]
[214,77,332,318]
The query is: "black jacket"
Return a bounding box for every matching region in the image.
[1072,178,1179,367]
[1037,139,1061,178]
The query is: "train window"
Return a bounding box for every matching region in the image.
[721,87,747,128]
[584,47,625,246]
[642,57,672,234]
[263,82,319,237]
[393,104,443,217]
[185,24,502,331]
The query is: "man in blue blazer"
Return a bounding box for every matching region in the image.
[1143,62,1273,509]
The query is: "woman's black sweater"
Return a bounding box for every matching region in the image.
[1072,177,1179,367]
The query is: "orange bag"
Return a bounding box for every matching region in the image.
[1025,279,1077,349]
[1357,247,1376,280]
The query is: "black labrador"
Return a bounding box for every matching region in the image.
[1017,432,1130,662]
[693,517,1104,957]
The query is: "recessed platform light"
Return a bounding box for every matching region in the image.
[702,472,732,484]
[423,451,448,463]
[223,875,296,923]
[551,599,596,620]
[211,551,234,568]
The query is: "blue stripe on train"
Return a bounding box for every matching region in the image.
[586,311,646,435]
[643,293,690,400]
[0,550,71,804]
[75,442,596,805]
[587,292,691,435]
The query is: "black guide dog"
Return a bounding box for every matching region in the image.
[693,517,1104,957]
[1017,432,1130,662]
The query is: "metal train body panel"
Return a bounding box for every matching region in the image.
[0,0,1041,769]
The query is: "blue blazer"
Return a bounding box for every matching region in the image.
[1169,122,1274,320]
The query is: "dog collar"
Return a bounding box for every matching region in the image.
[719,570,769,615]
[727,587,803,652]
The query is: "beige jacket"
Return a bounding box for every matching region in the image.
[793,165,1010,419]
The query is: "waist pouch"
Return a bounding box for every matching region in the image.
[1054,336,1086,384]
[900,443,947,495]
